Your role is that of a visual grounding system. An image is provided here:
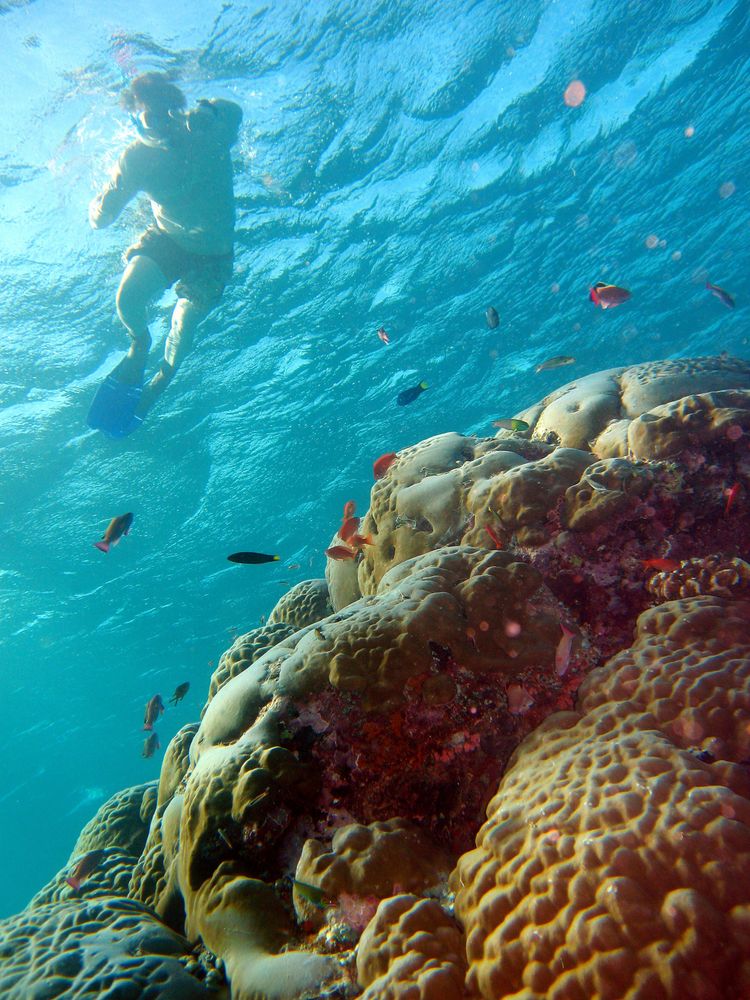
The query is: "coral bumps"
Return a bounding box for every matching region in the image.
[3,355,750,999]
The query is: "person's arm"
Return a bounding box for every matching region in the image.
[88,144,144,229]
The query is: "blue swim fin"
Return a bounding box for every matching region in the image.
[87,372,144,438]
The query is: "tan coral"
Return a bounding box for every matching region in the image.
[204,622,296,708]
[293,818,451,926]
[69,781,157,859]
[357,894,469,1000]
[268,579,333,629]
[627,388,750,460]
[515,356,750,457]
[562,457,655,532]
[451,596,750,1000]
[645,555,750,602]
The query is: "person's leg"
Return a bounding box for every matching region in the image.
[112,255,170,384]
[135,297,208,416]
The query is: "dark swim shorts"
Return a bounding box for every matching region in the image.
[124,226,233,310]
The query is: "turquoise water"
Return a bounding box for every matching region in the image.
[0,0,747,918]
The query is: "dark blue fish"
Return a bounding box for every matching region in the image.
[397,381,428,406]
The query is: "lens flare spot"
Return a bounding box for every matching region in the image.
[684,125,695,138]
[645,234,659,249]
[563,80,586,107]
[719,181,736,199]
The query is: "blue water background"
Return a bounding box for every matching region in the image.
[0,0,748,917]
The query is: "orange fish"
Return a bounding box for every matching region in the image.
[485,524,503,549]
[143,694,164,731]
[94,512,133,553]
[377,326,390,345]
[641,558,680,572]
[342,500,356,521]
[339,516,360,541]
[725,483,740,516]
[142,732,160,758]
[65,848,106,893]
[555,624,575,677]
[589,282,631,309]
[349,533,373,549]
[373,452,397,480]
[325,545,357,560]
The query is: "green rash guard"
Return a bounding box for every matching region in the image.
[89,99,243,257]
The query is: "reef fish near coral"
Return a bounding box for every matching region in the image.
[534,355,575,373]
[492,418,529,431]
[65,848,105,893]
[142,732,160,758]
[227,551,280,564]
[397,381,428,406]
[93,512,133,553]
[706,280,735,309]
[555,623,575,676]
[485,306,499,328]
[589,281,631,309]
[373,452,397,479]
[325,545,357,560]
[142,694,164,731]
[169,682,190,705]
[377,326,390,344]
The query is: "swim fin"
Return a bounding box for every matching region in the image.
[87,372,144,438]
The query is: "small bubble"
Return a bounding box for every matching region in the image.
[645,234,659,249]
[471,161,480,174]
[719,181,735,199]
[671,250,682,261]
[658,239,667,249]
[684,125,695,138]
[550,282,560,294]
[563,80,586,107]
[479,620,490,632]
[572,322,581,332]
[505,621,521,637]
[506,46,516,58]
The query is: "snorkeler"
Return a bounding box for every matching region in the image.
[87,72,243,436]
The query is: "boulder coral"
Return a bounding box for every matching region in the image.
[3,355,750,1000]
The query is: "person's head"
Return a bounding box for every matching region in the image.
[120,72,186,142]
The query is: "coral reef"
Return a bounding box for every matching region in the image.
[5,355,750,1000]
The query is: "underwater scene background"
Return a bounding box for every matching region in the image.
[0,0,748,938]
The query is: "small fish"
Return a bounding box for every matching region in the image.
[555,624,575,677]
[227,552,280,564]
[535,356,575,374]
[724,483,741,516]
[293,878,333,910]
[397,381,428,406]
[641,558,680,572]
[339,516,360,541]
[287,562,301,570]
[373,452,397,479]
[349,532,373,549]
[589,282,631,309]
[142,731,160,758]
[342,500,356,521]
[486,306,500,329]
[94,512,133,554]
[143,694,164,731]
[377,326,390,344]
[169,682,190,706]
[706,281,735,310]
[65,848,106,893]
[492,418,529,432]
[485,524,503,549]
[325,545,357,560]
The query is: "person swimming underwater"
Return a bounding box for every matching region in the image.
[88,72,243,421]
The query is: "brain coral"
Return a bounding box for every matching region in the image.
[267,578,333,629]
[204,621,296,708]
[452,595,750,1000]
[69,781,157,859]
[357,894,468,1000]
[0,894,214,999]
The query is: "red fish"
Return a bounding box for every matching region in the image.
[342,500,356,521]
[325,545,357,560]
[589,282,631,309]
[641,558,680,572]
[725,483,740,516]
[485,524,503,549]
[94,512,133,553]
[706,281,735,310]
[377,327,390,345]
[142,732,160,758]
[349,533,373,549]
[143,694,164,731]
[339,516,360,541]
[555,624,575,677]
[65,848,106,893]
[373,452,397,480]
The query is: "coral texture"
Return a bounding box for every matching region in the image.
[267,578,333,629]
[452,596,750,1000]
[69,781,157,859]
[205,621,296,707]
